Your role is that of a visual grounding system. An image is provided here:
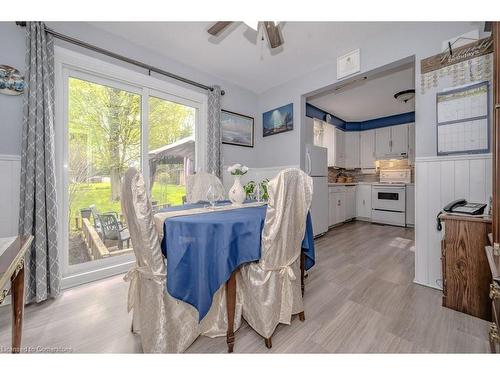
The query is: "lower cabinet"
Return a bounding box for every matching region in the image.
[329,185,355,226]
[356,184,372,220]
[345,185,356,221]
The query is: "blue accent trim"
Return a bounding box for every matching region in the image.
[306,103,345,128]
[306,101,415,132]
[353,111,415,131]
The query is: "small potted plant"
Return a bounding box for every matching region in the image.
[227,164,249,205]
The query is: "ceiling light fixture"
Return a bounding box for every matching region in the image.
[394,89,415,103]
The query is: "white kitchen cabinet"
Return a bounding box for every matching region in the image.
[344,132,360,169]
[345,185,356,220]
[407,123,415,164]
[321,123,335,167]
[334,127,345,168]
[329,186,346,226]
[356,184,372,220]
[375,124,411,159]
[312,118,323,147]
[375,127,392,158]
[328,190,336,226]
[406,184,415,226]
[360,129,376,169]
[390,124,409,157]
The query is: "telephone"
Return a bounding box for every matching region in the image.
[436,199,487,231]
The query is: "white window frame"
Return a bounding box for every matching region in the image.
[54,46,208,289]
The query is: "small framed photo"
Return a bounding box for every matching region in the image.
[262,103,294,137]
[221,110,254,147]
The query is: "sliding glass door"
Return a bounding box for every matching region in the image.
[67,76,141,266]
[56,48,206,287]
[148,95,197,209]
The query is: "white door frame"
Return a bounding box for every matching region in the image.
[54,46,207,289]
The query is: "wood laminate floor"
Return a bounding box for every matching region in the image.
[0,221,491,353]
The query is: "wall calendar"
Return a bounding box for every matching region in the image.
[436,81,489,155]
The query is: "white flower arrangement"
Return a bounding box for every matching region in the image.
[227,163,249,176]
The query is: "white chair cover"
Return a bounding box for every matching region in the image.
[185,172,225,203]
[237,168,313,339]
[121,168,242,353]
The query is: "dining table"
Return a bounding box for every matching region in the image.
[154,200,315,352]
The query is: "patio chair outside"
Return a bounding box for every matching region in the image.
[98,212,131,249]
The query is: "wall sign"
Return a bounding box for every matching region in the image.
[337,49,360,79]
[0,65,24,96]
[421,37,493,74]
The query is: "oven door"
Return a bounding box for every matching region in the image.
[372,185,406,212]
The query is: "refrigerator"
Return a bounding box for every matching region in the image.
[305,144,329,237]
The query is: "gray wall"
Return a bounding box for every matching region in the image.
[0,22,260,167]
[254,22,488,168]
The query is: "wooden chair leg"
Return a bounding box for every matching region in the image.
[299,311,305,321]
[300,253,305,296]
[265,337,272,349]
[226,272,236,353]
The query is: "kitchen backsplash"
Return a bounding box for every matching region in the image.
[328,159,414,183]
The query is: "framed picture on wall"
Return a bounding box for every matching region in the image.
[221,110,254,147]
[262,103,294,137]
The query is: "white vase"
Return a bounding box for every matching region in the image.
[229,175,246,205]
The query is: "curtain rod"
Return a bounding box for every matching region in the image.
[15,22,225,96]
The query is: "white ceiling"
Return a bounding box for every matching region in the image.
[87,22,411,94]
[308,64,415,122]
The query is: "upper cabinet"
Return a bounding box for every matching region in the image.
[344,132,360,169]
[390,124,409,157]
[334,127,345,168]
[375,126,392,159]
[360,129,376,169]
[375,124,409,159]
[310,117,414,169]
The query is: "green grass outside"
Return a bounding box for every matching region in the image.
[69,181,185,230]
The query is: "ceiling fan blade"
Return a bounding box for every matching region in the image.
[207,22,233,36]
[263,21,284,49]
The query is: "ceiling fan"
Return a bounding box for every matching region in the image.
[207,21,284,49]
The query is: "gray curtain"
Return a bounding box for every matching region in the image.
[206,85,222,178]
[18,22,60,303]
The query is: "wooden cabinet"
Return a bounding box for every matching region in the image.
[375,124,410,159]
[344,132,360,169]
[390,123,409,157]
[329,186,346,226]
[360,129,376,169]
[328,189,336,226]
[441,214,492,320]
[356,184,372,219]
[344,185,356,220]
[324,123,335,167]
[334,128,345,168]
[375,127,392,159]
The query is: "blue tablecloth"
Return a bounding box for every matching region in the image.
[159,201,315,320]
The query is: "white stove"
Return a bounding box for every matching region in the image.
[371,169,411,227]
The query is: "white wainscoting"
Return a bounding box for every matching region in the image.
[222,165,300,194]
[414,153,492,290]
[0,154,21,237]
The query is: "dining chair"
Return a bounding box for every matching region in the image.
[121,167,242,353]
[185,171,225,203]
[237,168,313,348]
